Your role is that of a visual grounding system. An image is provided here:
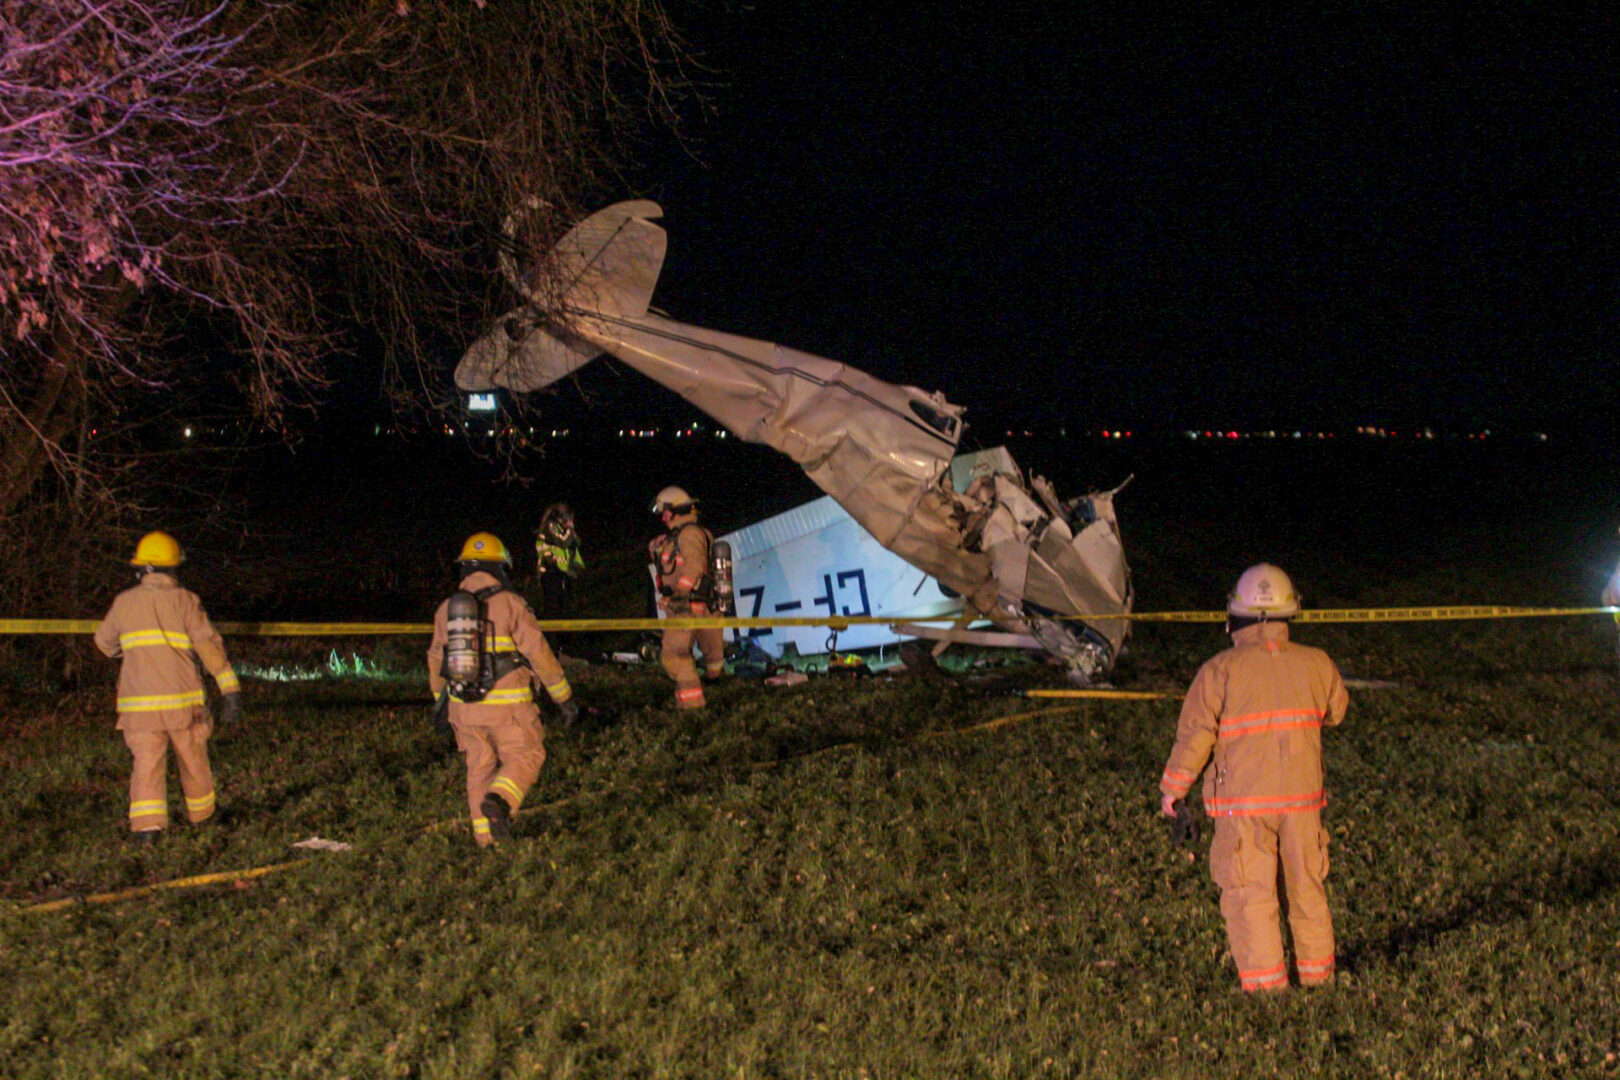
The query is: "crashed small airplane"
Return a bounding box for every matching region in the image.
[457,201,1133,681]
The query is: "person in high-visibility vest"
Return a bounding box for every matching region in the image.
[1158,564,1349,992]
[648,486,725,709]
[428,533,575,847]
[534,502,584,622]
[93,532,242,844]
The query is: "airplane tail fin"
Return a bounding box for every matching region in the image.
[457,200,667,392]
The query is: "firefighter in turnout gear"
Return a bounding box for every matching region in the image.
[1158,564,1349,992]
[427,533,576,847]
[94,532,241,842]
[649,486,726,709]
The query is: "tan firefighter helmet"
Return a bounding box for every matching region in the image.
[1227,563,1300,618]
[651,486,696,514]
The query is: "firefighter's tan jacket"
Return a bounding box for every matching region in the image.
[427,571,571,722]
[1159,621,1348,817]
[650,518,713,615]
[94,573,239,730]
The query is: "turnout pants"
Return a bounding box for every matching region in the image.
[1209,811,1335,991]
[661,625,725,709]
[122,721,216,831]
[455,715,546,846]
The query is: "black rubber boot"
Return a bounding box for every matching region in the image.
[480,793,512,841]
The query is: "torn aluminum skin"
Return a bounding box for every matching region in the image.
[458,201,1132,681]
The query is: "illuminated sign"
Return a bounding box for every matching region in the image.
[466,393,498,413]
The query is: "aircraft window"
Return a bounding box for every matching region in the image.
[910,401,959,438]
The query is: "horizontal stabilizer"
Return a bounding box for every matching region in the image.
[456,200,668,392]
[457,310,601,392]
[548,199,666,321]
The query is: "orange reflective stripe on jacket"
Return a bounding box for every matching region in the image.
[1218,708,1325,739]
[1206,789,1327,816]
[1161,767,1197,797]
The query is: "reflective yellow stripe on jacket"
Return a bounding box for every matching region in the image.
[453,687,534,706]
[118,629,194,651]
[117,689,206,713]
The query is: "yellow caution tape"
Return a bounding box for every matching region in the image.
[5,607,1617,637]
[0,619,101,634]
[1296,605,1612,623]
[1113,606,1620,625]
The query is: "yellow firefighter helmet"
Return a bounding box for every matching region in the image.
[129,531,184,568]
[1227,563,1300,618]
[456,532,511,564]
[651,486,696,514]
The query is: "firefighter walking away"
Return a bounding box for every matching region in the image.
[93,532,243,844]
[1158,564,1349,992]
[428,533,577,847]
[648,486,728,710]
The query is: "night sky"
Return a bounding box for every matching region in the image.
[615,4,1615,441]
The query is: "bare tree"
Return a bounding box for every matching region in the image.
[0,0,692,619]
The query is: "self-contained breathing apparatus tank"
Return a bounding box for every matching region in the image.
[442,590,487,701]
[712,539,735,617]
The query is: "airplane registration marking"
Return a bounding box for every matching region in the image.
[738,569,873,639]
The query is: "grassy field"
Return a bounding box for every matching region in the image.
[2,611,1618,1079]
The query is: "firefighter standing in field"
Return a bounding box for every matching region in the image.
[1158,564,1349,992]
[534,502,583,622]
[649,486,726,709]
[428,532,577,847]
[93,532,242,843]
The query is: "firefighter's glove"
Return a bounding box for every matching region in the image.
[1169,799,1201,849]
[218,693,243,726]
[556,699,579,730]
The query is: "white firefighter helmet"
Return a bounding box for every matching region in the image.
[1227,563,1300,618]
[651,486,696,514]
